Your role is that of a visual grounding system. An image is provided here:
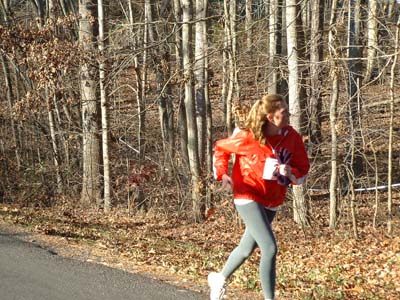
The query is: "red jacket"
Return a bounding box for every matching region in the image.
[213,126,310,208]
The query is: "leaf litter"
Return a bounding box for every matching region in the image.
[0,201,399,300]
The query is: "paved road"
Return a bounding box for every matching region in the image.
[0,230,206,300]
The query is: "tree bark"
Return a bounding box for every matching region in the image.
[204,19,213,209]
[79,0,101,206]
[245,0,253,50]
[387,14,400,234]
[328,0,338,229]
[98,0,111,212]
[267,0,277,94]
[286,0,309,227]
[223,0,235,134]
[364,0,378,83]
[46,87,63,193]
[158,2,175,178]
[181,0,203,222]
[173,0,190,171]
[194,0,207,167]
[308,0,324,154]
[1,49,21,171]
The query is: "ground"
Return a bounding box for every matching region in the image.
[0,196,399,300]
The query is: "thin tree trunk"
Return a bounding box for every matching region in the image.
[174,0,189,170]
[194,0,207,166]
[98,0,111,212]
[245,0,252,50]
[79,0,101,206]
[45,0,63,194]
[387,14,400,234]
[308,0,324,154]
[328,0,338,229]
[181,0,203,222]
[386,0,397,19]
[268,0,278,94]
[34,0,45,26]
[223,0,234,134]
[287,0,309,227]
[1,52,21,171]
[230,0,239,100]
[205,19,213,209]
[131,0,151,211]
[372,144,379,229]
[347,0,363,177]
[46,87,63,193]
[364,0,378,83]
[158,1,175,178]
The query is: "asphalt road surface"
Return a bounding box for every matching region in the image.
[0,230,206,300]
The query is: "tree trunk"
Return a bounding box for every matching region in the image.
[181,0,203,222]
[267,0,279,94]
[364,0,378,83]
[45,0,63,194]
[346,0,363,235]
[387,14,400,234]
[48,0,57,18]
[1,52,21,171]
[286,0,309,227]
[245,0,253,50]
[79,0,101,206]
[158,4,175,178]
[230,0,239,100]
[46,87,63,193]
[328,0,338,229]
[205,19,213,209]
[98,0,111,212]
[386,0,397,19]
[308,0,324,154]
[223,0,235,134]
[174,0,189,171]
[194,0,207,167]
[34,0,45,26]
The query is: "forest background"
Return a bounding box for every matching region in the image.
[0,0,400,299]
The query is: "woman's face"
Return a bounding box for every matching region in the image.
[268,101,289,128]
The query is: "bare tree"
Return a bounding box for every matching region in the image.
[79,0,101,206]
[181,0,203,221]
[41,0,63,194]
[145,1,175,179]
[387,14,400,234]
[194,0,207,166]
[1,52,21,171]
[347,0,363,238]
[0,6,20,171]
[286,0,309,227]
[245,0,253,50]
[223,0,234,134]
[328,0,339,229]
[308,0,324,153]
[98,0,111,212]
[364,0,378,83]
[267,0,279,94]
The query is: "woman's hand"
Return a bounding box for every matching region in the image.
[278,164,292,177]
[220,174,233,191]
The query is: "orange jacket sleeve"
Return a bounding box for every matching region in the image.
[213,129,252,181]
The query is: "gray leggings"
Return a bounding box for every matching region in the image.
[221,201,277,299]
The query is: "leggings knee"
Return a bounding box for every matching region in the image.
[236,244,255,260]
[261,243,277,259]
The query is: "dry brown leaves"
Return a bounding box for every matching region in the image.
[0,202,399,300]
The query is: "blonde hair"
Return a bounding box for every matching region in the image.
[242,94,285,145]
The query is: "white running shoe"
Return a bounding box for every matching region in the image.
[208,272,227,300]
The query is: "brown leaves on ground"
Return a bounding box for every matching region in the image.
[0,202,399,300]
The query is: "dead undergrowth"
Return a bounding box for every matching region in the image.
[0,194,399,300]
